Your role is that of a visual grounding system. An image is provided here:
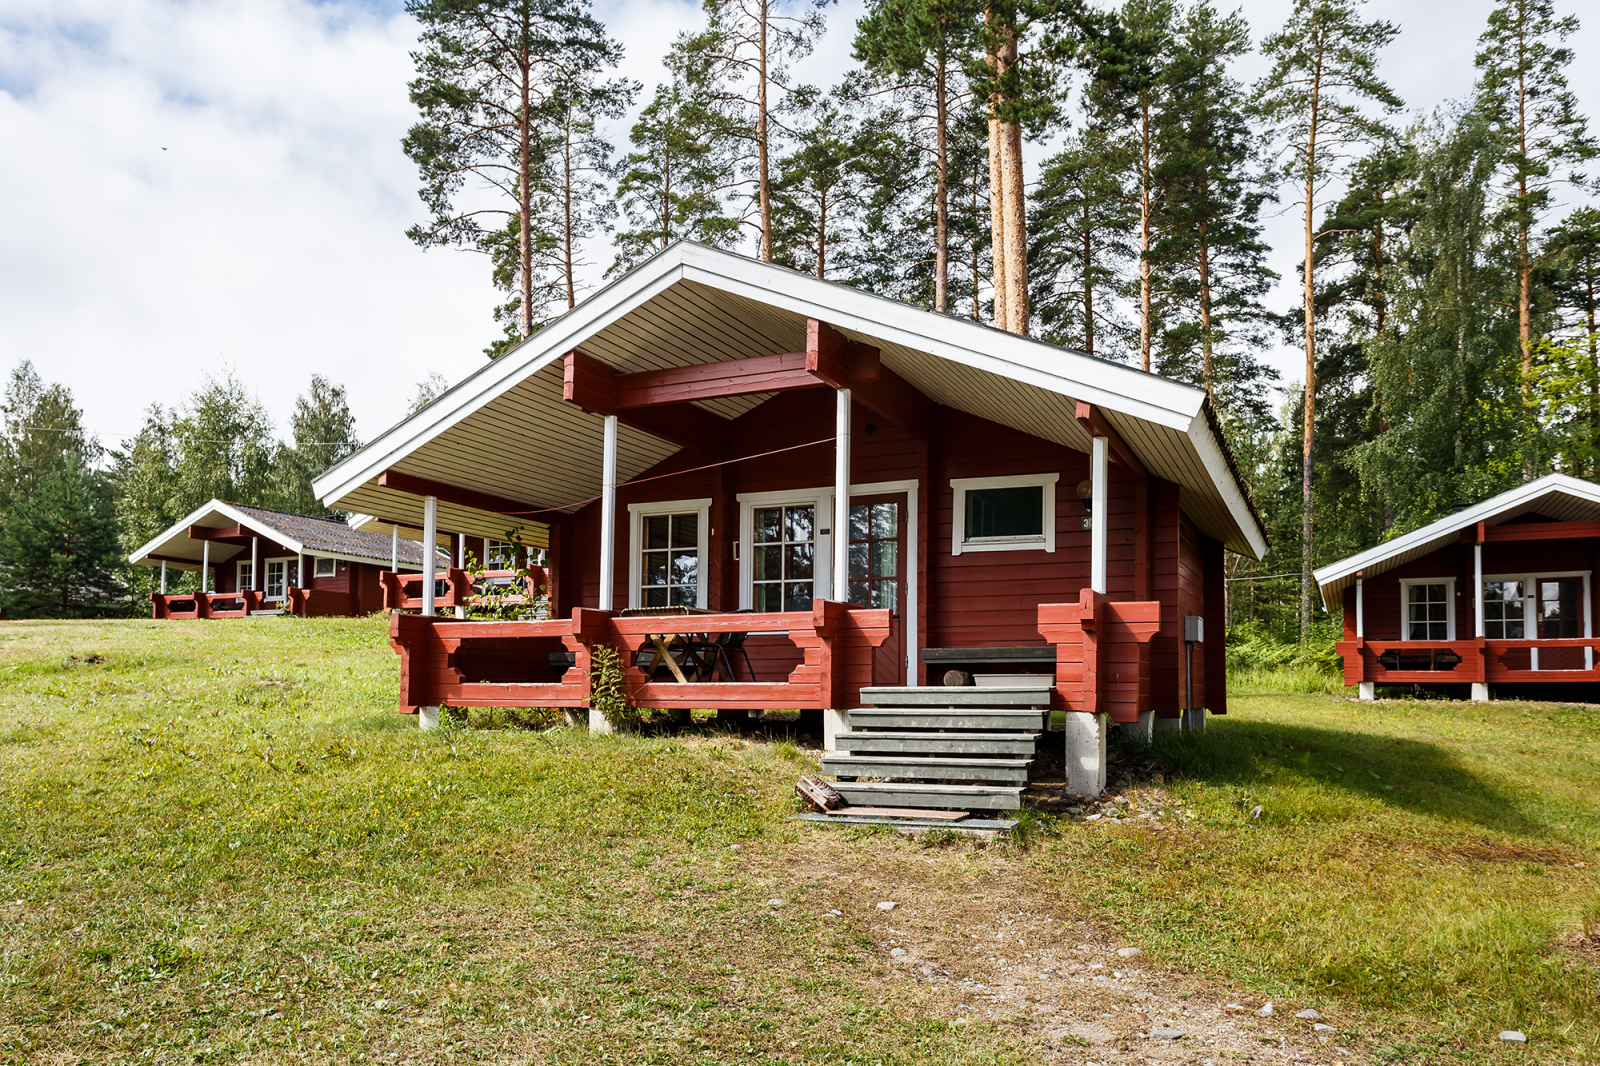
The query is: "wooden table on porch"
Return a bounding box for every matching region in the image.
[619,606,736,683]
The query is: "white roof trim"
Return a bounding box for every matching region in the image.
[312,241,1263,554]
[1312,473,1600,607]
[128,499,306,565]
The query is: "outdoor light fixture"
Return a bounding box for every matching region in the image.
[1076,479,1094,513]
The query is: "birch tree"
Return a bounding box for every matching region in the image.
[1253,0,1401,641]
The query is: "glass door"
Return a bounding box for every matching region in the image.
[849,494,905,685]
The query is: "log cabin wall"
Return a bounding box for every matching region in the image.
[564,389,1212,698]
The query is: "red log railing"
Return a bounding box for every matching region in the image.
[1038,591,1162,723]
[1334,637,1600,686]
[380,567,551,614]
[387,600,891,714]
[152,590,268,619]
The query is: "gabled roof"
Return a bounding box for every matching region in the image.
[312,241,1268,557]
[1313,473,1600,606]
[127,499,439,571]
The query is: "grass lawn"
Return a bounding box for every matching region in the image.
[0,617,1595,1064]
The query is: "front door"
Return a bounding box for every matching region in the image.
[848,493,906,686]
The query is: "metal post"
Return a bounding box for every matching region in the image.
[599,414,618,611]
[1474,543,1484,638]
[833,388,851,601]
[457,532,465,568]
[1355,577,1364,638]
[160,560,167,595]
[391,526,399,572]
[422,495,438,617]
[251,536,259,591]
[1090,435,1109,595]
[201,540,209,594]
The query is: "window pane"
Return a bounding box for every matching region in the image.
[871,503,898,539]
[876,579,897,611]
[643,550,668,586]
[873,540,898,578]
[786,582,813,611]
[785,506,814,544]
[756,507,781,543]
[785,542,813,580]
[848,504,869,541]
[670,551,698,586]
[645,515,670,549]
[965,485,1044,539]
[645,586,668,608]
[753,584,779,612]
[848,541,869,579]
[848,581,869,607]
[669,584,696,607]
[754,544,780,581]
[670,513,697,549]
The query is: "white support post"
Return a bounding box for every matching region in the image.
[160,560,167,595]
[599,414,618,611]
[201,540,209,594]
[391,526,399,572]
[1090,435,1109,595]
[1474,544,1484,638]
[454,532,468,619]
[422,495,438,617]
[1064,712,1109,799]
[833,388,852,602]
[251,536,259,591]
[1355,577,1364,638]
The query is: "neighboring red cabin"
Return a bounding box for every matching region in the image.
[129,500,436,618]
[1317,474,1600,700]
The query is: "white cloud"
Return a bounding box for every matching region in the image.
[0,0,1596,452]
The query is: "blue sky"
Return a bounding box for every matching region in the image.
[1,0,1596,451]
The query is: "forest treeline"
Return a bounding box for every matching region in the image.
[404,0,1598,643]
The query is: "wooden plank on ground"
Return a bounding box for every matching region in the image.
[832,806,970,820]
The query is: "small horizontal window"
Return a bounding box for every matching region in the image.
[965,485,1043,540]
[950,474,1057,554]
[314,557,336,578]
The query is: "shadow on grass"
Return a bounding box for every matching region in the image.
[1145,719,1544,836]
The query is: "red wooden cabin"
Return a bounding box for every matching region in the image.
[1318,474,1600,701]
[130,500,437,618]
[313,243,1267,802]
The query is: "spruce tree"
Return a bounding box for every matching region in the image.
[403,0,629,343]
[1252,0,1401,640]
[274,377,360,517]
[1547,207,1600,472]
[1473,0,1596,420]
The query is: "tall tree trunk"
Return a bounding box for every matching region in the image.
[1298,56,1323,644]
[985,6,1007,328]
[1198,216,1213,393]
[518,61,534,338]
[971,181,983,321]
[1588,266,1598,476]
[1002,113,1028,334]
[817,193,827,278]
[562,124,576,309]
[1516,63,1531,413]
[934,52,950,314]
[1138,99,1153,371]
[1082,201,1094,356]
[757,0,773,262]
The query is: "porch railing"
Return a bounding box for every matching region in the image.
[380,567,551,614]
[152,590,269,619]
[1038,590,1163,723]
[1334,637,1600,685]
[387,600,891,714]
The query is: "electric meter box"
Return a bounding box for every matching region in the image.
[1184,615,1204,643]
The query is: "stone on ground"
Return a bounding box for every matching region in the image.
[1257,1002,1275,1017]
[1151,1029,1185,1040]
[1500,1031,1528,1044]
[876,901,897,911]
[1116,947,1142,959]
[1294,1008,1321,1020]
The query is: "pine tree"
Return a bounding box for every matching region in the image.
[853,0,982,312]
[403,0,628,343]
[1252,0,1402,640]
[1473,0,1597,421]
[1150,0,1276,409]
[672,0,833,262]
[1028,125,1137,356]
[772,87,891,278]
[611,78,742,272]
[1546,207,1600,472]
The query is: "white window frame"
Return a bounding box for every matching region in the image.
[236,560,253,592]
[263,557,296,602]
[737,480,920,685]
[1400,577,1455,641]
[313,556,337,578]
[1484,570,1592,669]
[627,498,711,610]
[950,473,1058,555]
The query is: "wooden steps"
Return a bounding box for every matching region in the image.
[825,685,1053,812]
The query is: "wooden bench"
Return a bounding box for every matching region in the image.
[920,647,1055,687]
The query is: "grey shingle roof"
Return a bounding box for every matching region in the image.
[232,505,441,568]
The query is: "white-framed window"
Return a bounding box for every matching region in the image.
[627,499,710,609]
[950,473,1057,555]
[236,560,253,592]
[1482,571,1591,640]
[487,540,519,569]
[738,488,834,610]
[1401,578,1454,640]
[314,557,337,578]
[263,558,299,601]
